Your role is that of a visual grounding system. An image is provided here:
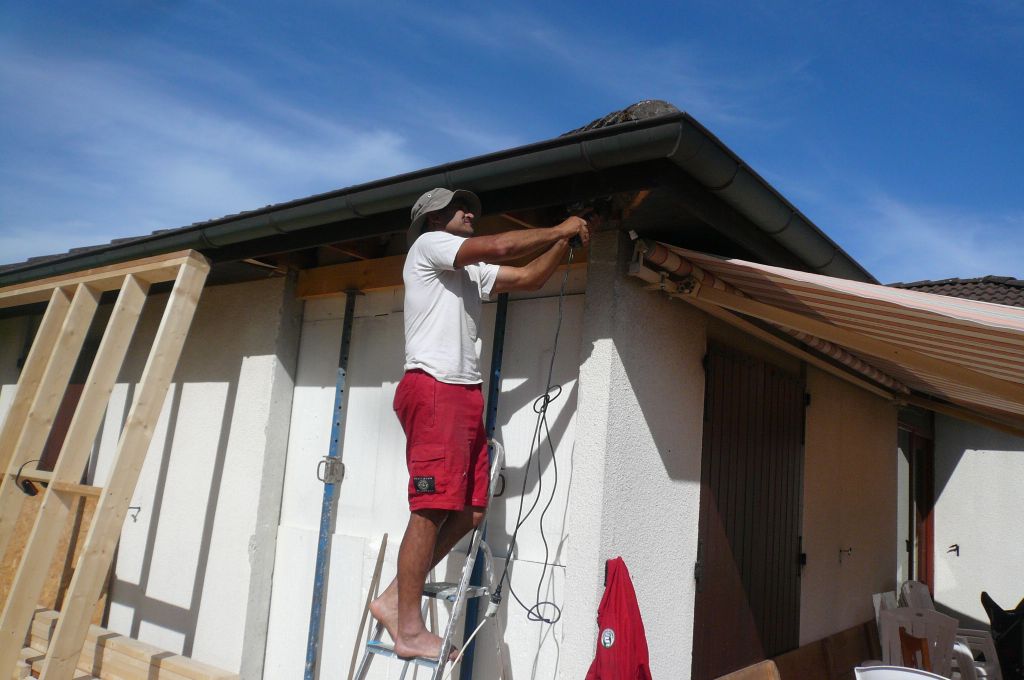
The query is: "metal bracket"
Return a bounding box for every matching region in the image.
[679,274,700,295]
[317,457,345,485]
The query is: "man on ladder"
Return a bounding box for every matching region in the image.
[367,188,590,662]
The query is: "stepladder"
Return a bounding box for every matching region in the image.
[353,440,506,680]
[0,251,209,679]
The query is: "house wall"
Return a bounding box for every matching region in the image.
[562,230,707,679]
[96,276,301,677]
[800,366,898,644]
[933,414,1024,626]
[262,271,587,680]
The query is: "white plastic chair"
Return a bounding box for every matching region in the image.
[902,581,936,609]
[876,591,900,631]
[879,607,958,677]
[953,641,979,680]
[901,581,1002,680]
[855,666,947,679]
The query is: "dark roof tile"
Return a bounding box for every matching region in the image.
[890,276,1024,308]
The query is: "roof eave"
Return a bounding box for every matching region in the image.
[0,111,876,287]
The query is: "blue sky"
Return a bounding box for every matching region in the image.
[1,1,1021,283]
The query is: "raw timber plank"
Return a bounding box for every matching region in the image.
[30,616,236,679]
[0,251,197,309]
[297,254,406,298]
[40,257,209,680]
[0,284,100,563]
[0,289,72,482]
[0,276,149,675]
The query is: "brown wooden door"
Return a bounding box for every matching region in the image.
[692,344,805,680]
[910,432,935,589]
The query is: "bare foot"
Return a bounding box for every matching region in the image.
[394,630,458,661]
[369,593,398,643]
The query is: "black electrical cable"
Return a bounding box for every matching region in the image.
[492,246,577,625]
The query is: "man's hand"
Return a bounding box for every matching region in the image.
[557,216,591,248]
[455,214,592,267]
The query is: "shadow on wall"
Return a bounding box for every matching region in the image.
[95,279,294,657]
[933,600,988,631]
[933,424,1024,504]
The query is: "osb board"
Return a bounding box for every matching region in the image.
[0,493,108,625]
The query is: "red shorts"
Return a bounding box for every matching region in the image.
[393,370,489,512]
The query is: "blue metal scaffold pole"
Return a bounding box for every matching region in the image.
[459,292,509,680]
[304,290,358,680]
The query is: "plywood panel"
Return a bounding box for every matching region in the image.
[0,494,107,624]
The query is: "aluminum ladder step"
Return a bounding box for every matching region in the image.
[422,582,489,602]
[364,640,440,670]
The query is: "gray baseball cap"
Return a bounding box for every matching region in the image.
[408,188,482,246]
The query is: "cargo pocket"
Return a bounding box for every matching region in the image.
[408,444,446,495]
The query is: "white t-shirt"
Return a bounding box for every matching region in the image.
[403,231,500,384]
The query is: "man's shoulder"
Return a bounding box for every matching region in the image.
[408,232,469,275]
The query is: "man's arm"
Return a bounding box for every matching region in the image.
[491,237,573,294]
[454,216,588,268]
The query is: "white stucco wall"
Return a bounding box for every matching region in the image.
[800,367,898,644]
[95,276,301,677]
[933,414,1024,626]
[263,275,587,680]
[563,231,707,679]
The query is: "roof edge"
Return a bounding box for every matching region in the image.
[0,109,876,287]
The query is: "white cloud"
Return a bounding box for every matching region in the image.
[0,49,426,264]
[837,192,1024,284]
[395,5,804,132]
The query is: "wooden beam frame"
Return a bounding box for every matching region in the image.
[40,255,208,679]
[0,275,148,673]
[0,251,209,680]
[0,284,100,560]
[0,250,200,309]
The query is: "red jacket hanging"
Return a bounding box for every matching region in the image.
[586,557,653,680]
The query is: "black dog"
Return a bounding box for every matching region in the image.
[981,591,1024,680]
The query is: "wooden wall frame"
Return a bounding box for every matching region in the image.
[0,250,209,679]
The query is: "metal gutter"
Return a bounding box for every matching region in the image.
[0,111,876,287]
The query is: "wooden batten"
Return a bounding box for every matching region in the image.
[298,254,406,298]
[0,289,72,476]
[297,253,587,299]
[0,250,202,310]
